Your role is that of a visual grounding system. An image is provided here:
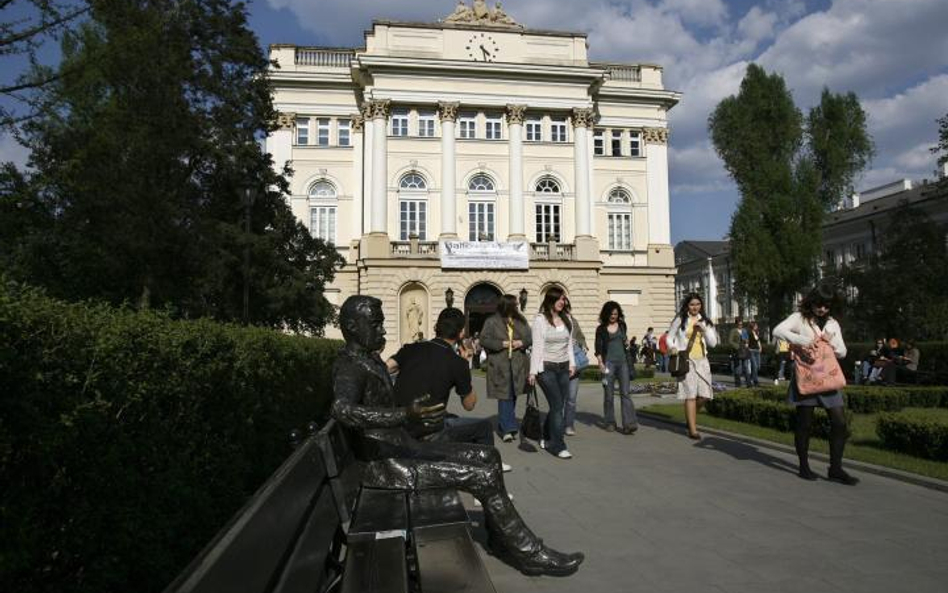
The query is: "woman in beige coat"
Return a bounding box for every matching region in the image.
[480,294,533,442]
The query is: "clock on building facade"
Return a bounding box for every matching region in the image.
[466,32,499,62]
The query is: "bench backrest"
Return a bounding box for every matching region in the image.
[315,419,364,523]
[164,434,343,593]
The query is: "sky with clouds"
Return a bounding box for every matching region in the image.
[4,0,946,244]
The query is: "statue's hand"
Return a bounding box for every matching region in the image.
[406,394,446,432]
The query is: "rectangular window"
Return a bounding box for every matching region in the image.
[550,119,567,143]
[485,115,502,140]
[594,128,605,155]
[400,200,427,240]
[608,213,633,250]
[338,119,350,146]
[391,110,408,137]
[295,117,309,145]
[611,130,622,156]
[459,113,477,139]
[418,111,435,137]
[317,118,330,146]
[525,118,542,141]
[310,206,336,244]
[629,131,642,157]
[535,204,561,243]
[469,202,495,241]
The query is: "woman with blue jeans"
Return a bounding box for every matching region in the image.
[747,321,762,387]
[480,295,532,442]
[562,297,588,436]
[593,301,638,435]
[529,286,576,459]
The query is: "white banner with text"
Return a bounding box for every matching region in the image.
[439,240,530,270]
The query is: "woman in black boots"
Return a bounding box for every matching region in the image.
[773,283,859,485]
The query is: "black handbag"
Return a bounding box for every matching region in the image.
[520,385,543,441]
[669,322,701,378]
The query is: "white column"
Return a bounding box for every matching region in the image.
[572,108,594,237]
[351,113,365,241]
[506,104,527,239]
[645,127,671,245]
[707,257,719,321]
[438,101,459,238]
[369,99,390,234]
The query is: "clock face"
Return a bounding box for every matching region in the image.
[466,33,499,62]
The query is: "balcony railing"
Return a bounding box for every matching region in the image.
[530,242,574,260]
[387,240,576,261]
[594,63,642,82]
[295,48,354,68]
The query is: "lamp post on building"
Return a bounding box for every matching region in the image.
[445,287,454,308]
[519,288,528,311]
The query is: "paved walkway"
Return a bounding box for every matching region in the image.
[452,375,948,593]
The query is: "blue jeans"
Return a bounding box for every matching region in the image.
[564,375,580,430]
[537,362,570,455]
[732,355,749,386]
[748,350,761,386]
[603,358,637,429]
[497,371,519,435]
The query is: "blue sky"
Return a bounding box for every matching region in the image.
[4,0,947,244]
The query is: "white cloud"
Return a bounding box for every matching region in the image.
[737,7,777,45]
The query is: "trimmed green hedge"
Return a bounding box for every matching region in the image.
[0,281,340,593]
[877,409,948,461]
[704,390,851,438]
[747,385,948,413]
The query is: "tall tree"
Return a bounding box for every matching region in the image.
[708,64,873,327]
[10,0,343,334]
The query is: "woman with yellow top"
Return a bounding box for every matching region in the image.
[667,292,719,439]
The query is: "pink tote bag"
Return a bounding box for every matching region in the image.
[792,339,846,396]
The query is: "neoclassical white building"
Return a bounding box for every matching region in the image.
[266,3,680,354]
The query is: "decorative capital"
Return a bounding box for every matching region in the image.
[506,104,527,125]
[438,101,460,122]
[571,108,596,129]
[351,113,365,132]
[644,127,668,144]
[365,99,391,120]
[275,111,297,129]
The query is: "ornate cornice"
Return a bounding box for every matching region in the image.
[438,101,460,122]
[351,113,365,132]
[364,99,391,120]
[643,127,668,144]
[506,104,527,125]
[571,108,596,129]
[275,112,297,129]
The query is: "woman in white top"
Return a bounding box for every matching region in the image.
[528,286,576,459]
[773,283,858,485]
[667,292,719,439]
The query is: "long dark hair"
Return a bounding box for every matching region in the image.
[799,280,843,322]
[496,294,526,324]
[598,300,625,326]
[677,292,713,326]
[540,286,571,331]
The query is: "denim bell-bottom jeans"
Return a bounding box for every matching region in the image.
[537,362,570,455]
[564,375,580,430]
[497,361,519,436]
[602,358,638,430]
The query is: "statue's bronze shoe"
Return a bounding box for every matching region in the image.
[507,544,584,577]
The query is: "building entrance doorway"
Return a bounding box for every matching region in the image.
[464,283,502,339]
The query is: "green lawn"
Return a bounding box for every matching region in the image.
[472,366,664,384]
[639,404,948,481]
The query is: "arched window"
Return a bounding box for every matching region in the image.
[399,172,427,191]
[608,187,631,203]
[535,176,561,193]
[309,180,337,198]
[468,173,495,192]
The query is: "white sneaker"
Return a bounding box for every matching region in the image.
[501,433,514,443]
[565,427,576,436]
[773,379,779,385]
[501,462,512,473]
[557,450,573,459]
[539,439,546,450]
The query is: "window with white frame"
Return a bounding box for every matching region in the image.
[550,119,567,142]
[608,187,631,203]
[310,206,336,243]
[468,173,495,192]
[535,203,561,242]
[608,213,632,250]
[459,113,477,139]
[317,118,330,146]
[485,115,502,140]
[469,202,494,241]
[399,172,427,191]
[525,118,542,141]
[611,130,622,156]
[295,117,309,145]
[391,109,409,137]
[309,180,337,199]
[399,200,427,240]
[629,130,642,157]
[338,119,350,146]
[418,111,435,137]
[535,176,561,194]
[594,128,605,155]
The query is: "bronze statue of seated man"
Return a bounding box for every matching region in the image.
[332,295,584,576]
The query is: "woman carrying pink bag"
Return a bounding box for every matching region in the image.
[773,282,858,486]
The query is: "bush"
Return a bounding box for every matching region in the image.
[876,409,948,461]
[705,390,851,438]
[744,384,948,413]
[0,281,339,593]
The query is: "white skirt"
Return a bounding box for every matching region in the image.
[676,357,714,400]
